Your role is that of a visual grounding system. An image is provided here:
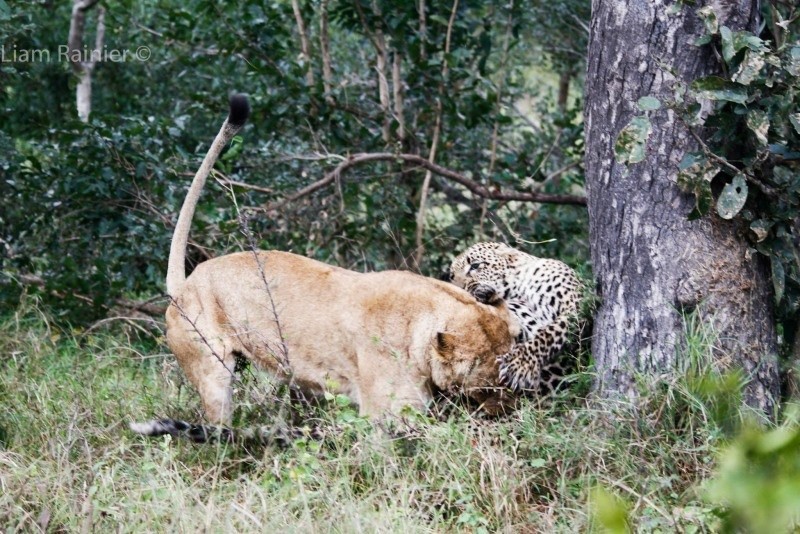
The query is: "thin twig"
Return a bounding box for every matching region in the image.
[211,169,274,195]
[686,127,777,197]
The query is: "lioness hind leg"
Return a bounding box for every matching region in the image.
[166,318,236,425]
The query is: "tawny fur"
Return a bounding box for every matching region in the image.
[132,95,520,436]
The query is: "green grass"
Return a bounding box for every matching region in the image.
[1,302,797,532]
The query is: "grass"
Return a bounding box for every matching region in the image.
[0,302,797,532]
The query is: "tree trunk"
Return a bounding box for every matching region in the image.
[584,0,779,414]
[68,0,104,122]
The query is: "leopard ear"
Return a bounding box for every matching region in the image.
[435,332,457,359]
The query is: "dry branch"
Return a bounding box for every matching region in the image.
[260,152,586,212]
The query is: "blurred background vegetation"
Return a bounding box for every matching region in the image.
[0,0,589,325]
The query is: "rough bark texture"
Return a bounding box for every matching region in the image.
[584,0,779,414]
[68,0,104,122]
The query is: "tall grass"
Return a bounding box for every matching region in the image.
[0,301,795,532]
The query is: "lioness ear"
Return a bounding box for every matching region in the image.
[435,332,457,358]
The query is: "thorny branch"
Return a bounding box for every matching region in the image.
[170,297,238,381]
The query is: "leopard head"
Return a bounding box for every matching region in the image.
[447,242,518,304]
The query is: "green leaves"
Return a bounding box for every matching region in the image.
[614,116,651,165]
[716,174,747,219]
[745,110,769,145]
[636,96,661,111]
[677,153,718,219]
[690,77,748,104]
[706,424,800,533]
[771,256,785,304]
[785,46,800,76]
[589,486,630,534]
[614,97,662,166]
[732,49,765,85]
[682,7,800,315]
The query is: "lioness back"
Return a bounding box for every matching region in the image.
[166,250,518,421]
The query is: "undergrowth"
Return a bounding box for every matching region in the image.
[1,302,798,532]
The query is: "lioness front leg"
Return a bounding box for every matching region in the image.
[166,308,236,425]
[355,354,431,417]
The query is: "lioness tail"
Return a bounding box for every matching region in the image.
[165,94,250,295]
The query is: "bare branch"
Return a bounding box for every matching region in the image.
[354,1,391,142]
[259,152,587,212]
[686,127,778,197]
[291,0,315,87]
[418,0,427,61]
[211,169,274,195]
[114,297,168,317]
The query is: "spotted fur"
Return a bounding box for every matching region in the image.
[448,242,582,393]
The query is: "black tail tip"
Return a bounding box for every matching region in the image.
[228,93,250,127]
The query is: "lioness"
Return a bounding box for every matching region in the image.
[131,94,518,440]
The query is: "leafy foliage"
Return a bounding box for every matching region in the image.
[706,418,800,532]
[613,4,800,356]
[674,7,800,323]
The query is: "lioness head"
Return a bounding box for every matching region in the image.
[430,302,519,410]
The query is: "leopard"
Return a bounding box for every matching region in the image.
[130,94,521,443]
[446,242,582,394]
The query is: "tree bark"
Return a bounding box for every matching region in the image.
[68,0,104,122]
[584,0,779,414]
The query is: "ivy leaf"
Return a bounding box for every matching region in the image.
[614,116,651,164]
[767,144,800,160]
[636,96,661,111]
[717,174,748,219]
[697,6,719,35]
[746,110,769,145]
[721,27,767,65]
[750,220,772,243]
[771,256,785,304]
[789,113,800,135]
[677,153,718,220]
[732,49,765,85]
[785,46,800,77]
[720,26,735,63]
[691,77,748,104]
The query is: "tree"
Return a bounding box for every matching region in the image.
[67,0,105,122]
[584,1,780,414]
